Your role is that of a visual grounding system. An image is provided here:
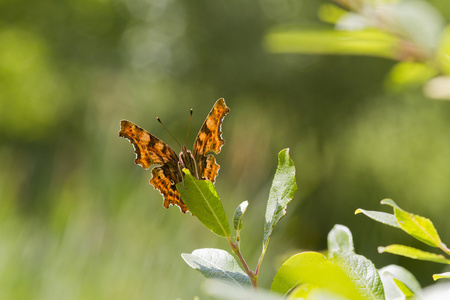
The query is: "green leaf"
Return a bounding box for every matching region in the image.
[263,148,297,248]
[233,201,248,231]
[433,272,450,281]
[331,251,385,300]
[378,244,450,264]
[355,208,400,228]
[327,224,354,254]
[393,278,415,297]
[382,199,445,248]
[385,61,437,92]
[317,3,348,24]
[176,169,230,238]
[379,265,421,299]
[271,252,365,299]
[264,28,399,59]
[271,252,327,294]
[289,287,348,300]
[380,198,400,209]
[181,248,251,287]
[287,283,317,299]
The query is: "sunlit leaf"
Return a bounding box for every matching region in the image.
[385,61,437,92]
[433,272,450,281]
[264,28,399,59]
[355,208,400,228]
[271,252,327,294]
[177,169,230,238]
[393,278,415,297]
[181,248,251,287]
[331,251,385,300]
[381,199,445,248]
[327,224,354,254]
[263,148,297,249]
[287,283,317,299]
[380,199,400,209]
[289,287,347,300]
[378,244,450,264]
[271,252,365,299]
[317,3,348,25]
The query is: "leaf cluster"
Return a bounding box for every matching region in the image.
[264,0,450,100]
[175,149,450,299]
[356,199,450,281]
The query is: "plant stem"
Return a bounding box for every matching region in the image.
[227,237,257,288]
[254,237,270,285]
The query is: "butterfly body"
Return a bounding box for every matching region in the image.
[119,98,230,213]
[178,145,199,179]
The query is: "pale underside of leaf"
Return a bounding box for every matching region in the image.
[378,264,421,298]
[263,148,297,248]
[355,208,400,228]
[327,224,355,254]
[181,248,251,287]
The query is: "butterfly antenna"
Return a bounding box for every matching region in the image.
[185,109,193,146]
[157,117,182,147]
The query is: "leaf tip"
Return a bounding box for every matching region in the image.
[380,198,399,208]
[182,168,192,176]
[378,246,386,253]
[354,209,363,215]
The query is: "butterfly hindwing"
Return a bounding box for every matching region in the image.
[195,154,218,183]
[150,163,187,212]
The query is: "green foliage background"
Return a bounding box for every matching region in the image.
[1,0,450,298]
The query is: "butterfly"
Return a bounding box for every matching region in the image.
[119,98,230,213]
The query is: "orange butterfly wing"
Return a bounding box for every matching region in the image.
[193,98,230,183]
[119,120,178,168]
[119,120,187,212]
[150,164,187,213]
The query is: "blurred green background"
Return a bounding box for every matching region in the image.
[2,0,450,299]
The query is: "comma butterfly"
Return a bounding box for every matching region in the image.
[119,98,230,213]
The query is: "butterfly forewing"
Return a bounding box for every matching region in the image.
[193,98,230,157]
[193,98,230,183]
[119,120,179,169]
